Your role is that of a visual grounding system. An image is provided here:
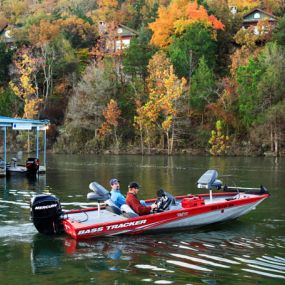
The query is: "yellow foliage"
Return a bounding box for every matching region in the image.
[209,120,230,156]
[9,47,41,119]
[228,0,260,12]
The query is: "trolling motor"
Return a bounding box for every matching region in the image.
[197,170,269,196]
[30,194,64,235]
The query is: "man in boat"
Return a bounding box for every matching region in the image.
[109,178,126,208]
[126,182,157,215]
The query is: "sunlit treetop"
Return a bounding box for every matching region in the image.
[149,0,224,48]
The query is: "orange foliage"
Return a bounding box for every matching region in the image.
[207,78,239,129]
[98,99,121,139]
[29,20,61,46]
[102,99,121,127]
[149,0,224,48]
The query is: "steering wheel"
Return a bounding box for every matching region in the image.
[154,195,172,212]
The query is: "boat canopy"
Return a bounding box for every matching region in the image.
[0,116,49,129]
[0,116,49,176]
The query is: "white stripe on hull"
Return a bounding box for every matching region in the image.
[148,198,266,231]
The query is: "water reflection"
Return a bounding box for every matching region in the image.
[31,235,64,274]
[53,223,285,283]
[0,154,284,285]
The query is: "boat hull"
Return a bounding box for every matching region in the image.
[63,193,269,239]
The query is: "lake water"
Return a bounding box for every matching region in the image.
[0,154,284,285]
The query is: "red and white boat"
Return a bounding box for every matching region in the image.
[30,170,270,240]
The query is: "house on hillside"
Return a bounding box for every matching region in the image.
[242,8,278,33]
[0,17,15,44]
[0,17,8,37]
[98,22,138,54]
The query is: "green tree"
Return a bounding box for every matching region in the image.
[167,23,218,79]
[190,56,216,118]
[255,43,285,155]
[236,57,265,129]
[237,42,285,155]
[123,26,156,79]
[0,87,21,116]
[272,14,285,46]
[0,43,13,86]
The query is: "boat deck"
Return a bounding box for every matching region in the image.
[66,209,127,226]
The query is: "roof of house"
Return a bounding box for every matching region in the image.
[0,17,8,33]
[117,24,139,37]
[243,8,278,23]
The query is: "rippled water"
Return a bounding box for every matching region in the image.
[0,155,284,285]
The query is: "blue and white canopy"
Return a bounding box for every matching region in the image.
[0,116,49,130]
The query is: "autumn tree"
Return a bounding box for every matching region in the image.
[56,16,98,49]
[208,120,229,156]
[57,60,118,153]
[9,47,42,119]
[227,0,260,12]
[95,0,119,22]
[149,0,224,48]
[98,99,121,150]
[137,51,186,154]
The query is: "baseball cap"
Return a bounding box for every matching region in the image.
[109,178,120,185]
[128,181,140,189]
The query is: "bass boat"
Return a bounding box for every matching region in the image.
[7,157,40,176]
[30,170,270,240]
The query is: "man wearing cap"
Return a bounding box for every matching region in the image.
[109,178,126,208]
[126,182,157,215]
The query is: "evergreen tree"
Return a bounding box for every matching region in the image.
[273,14,285,46]
[168,23,217,79]
[0,43,13,86]
[123,26,156,79]
[190,56,216,114]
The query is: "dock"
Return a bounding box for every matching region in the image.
[0,116,49,177]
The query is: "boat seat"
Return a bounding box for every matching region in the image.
[105,199,122,215]
[120,204,139,218]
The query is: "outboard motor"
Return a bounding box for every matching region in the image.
[31,194,63,235]
[26,158,40,174]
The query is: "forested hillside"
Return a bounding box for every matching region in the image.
[0,0,284,156]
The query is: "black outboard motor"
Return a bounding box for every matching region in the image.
[26,158,40,175]
[30,194,64,235]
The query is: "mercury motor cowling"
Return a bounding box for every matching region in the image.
[31,194,64,235]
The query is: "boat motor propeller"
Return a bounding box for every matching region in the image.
[30,194,64,235]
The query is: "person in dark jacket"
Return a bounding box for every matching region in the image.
[126,182,157,215]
